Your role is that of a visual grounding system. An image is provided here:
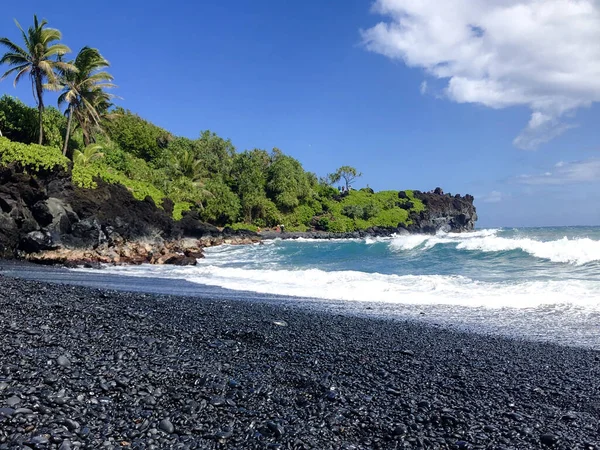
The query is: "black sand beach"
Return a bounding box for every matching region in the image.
[0,275,599,450]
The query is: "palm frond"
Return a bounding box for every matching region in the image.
[0,63,29,83]
[0,38,28,57]
[13,65,32,86]
[44,43,71,58]
[0,52,29,66]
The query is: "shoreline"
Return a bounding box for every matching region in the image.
[0,275,598,449]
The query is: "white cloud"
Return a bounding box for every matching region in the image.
[361,0,600,149]
[479,190,505,203]
[516,158,600,185]
[420,80,428,95]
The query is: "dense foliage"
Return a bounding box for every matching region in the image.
[0,96,69,149]
[0,136,68,172]
[0,15,425,231]
[0,97,425,230]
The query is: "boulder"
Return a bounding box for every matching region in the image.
[177,210,221,238]
[407,189,477,233]
[156,253,197,266]
[19,231,58,253]
[0,213,19,257]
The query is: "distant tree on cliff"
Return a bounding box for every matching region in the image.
[0,15,73,144]
[329,166,362,191]
[267,149,313,211]
[103,108,172,161]
[54,47,115,155]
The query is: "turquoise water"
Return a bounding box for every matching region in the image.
[84,227,600,347]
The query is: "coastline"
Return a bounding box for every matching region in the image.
[0,275,598,449]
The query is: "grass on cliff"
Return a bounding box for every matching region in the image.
[316,189,425,233]
[0,136,68,173]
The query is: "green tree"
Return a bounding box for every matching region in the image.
[174,149,204,181]
[267,149,312,211]
[200,178,241,225]
[55,47,115,155]
[0,15,73,144]
[0,96,66,148]
[0,95,36,143]
[195,130,236,178]
[231,149,270,223]
[329,165,362,191]
[103,108,171,161]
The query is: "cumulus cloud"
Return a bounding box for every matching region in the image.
[361,0,600,149]
[516,159,600,185]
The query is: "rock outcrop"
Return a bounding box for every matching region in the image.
[0,163,477,265]
[405,189,477,234]
[0,163,259,265]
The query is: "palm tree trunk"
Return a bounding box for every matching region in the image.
[83,130,91,147]
[35,74,44,145]
[37,103,44,145]
[63,104,74,156]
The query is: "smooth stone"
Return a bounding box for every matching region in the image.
[58,440,72,450]
[267,421,284,438]
[159,418,174,434]
[540,434,558,446]
[0,407,15,416]
[5,396,20,407]
[210,396,226,407]
[57,355,71,368]
[64,419,80,432]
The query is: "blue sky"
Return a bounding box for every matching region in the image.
[2,0,600,227]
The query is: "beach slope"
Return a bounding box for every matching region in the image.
[0,276,598,449]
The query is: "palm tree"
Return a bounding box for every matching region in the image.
[0,15,73,144]
[76,88,115,146]
[176,150,205,182]
[55,47,115,155]
[73,143,104,166]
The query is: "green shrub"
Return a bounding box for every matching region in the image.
[173,202,193,220]
[229,222,259,232]
[0,137,68,172]
[103,108,172,161]
[72,161,166,206]
[0,96,37,144]
[200,178,241,226]
[315,216,331,231]
[362,203,381,220]
[41,107,67,150]
[327,216,353,233]
[283,204,317,228]
[342,204,363,219]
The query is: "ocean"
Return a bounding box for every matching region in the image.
[79,226,600,349]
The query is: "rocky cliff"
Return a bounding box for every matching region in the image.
[405,188,477,234]
[0,163,258,265]
[0,166,477,265]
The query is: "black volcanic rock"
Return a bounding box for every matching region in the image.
[0,275,598,449]
[177,210,221,238]
[0,162,478,261]
[406,190,477,233]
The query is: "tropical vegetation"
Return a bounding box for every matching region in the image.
[0,15,425,232]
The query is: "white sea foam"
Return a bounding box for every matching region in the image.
[388,230,600,265]
[456,236,600,265]
[90,264,600,310]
